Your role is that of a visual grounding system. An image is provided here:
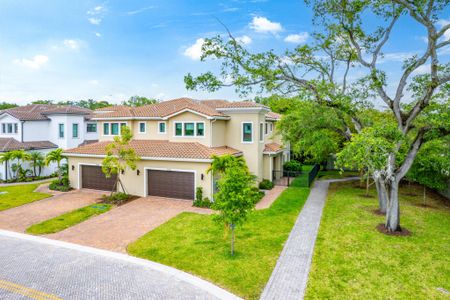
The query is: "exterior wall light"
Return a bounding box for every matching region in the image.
[137,170,140,176]
[71,165,75,171]
[201,173,204,180]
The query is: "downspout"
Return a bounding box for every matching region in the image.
[210,118,217,201]
[21,121,25,142]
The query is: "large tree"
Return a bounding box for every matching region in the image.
[184,1,449,232]
[122,96,158,107]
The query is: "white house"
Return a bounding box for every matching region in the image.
[0,104,98,180]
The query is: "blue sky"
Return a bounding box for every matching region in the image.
[0,0,448,105]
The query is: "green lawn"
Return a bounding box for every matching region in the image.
[26,203,113,234]
[317,169,359,180]
[305,181,450,299]
[128,186,310,299]
[0,183,52,211]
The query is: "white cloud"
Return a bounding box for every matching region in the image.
[87,5,106,15]
[377,52,416,63]
[437,18,450,40]
[13,55,49,70]
[412,64,430,75]
[127,6,155,15]
[236,35,252,45]
[95,32,102,37]
[63,39,81,50]
[88,80,99,85]
[183,38,205,60]
[250,16,283,34]
[88,18,101,25]
[284,32,309,43]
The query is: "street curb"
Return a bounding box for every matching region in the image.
[0,230,242,300]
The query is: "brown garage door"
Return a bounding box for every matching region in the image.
[147,170,194,200]
[81,165,117,191]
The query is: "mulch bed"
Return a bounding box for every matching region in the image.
[376,223,411,236]
[99,195,140,206]
[372,209,385,216]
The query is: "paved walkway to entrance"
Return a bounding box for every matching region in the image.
[261,177,359,300]
[47,196,211,253]
[256,186,287,209]
[0,230,240,300]
[0,189,104,232]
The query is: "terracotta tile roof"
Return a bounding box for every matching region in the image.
[92,98,270,119]
[64,140,242,160]
[266,111,282,120]
[0,138,57,152]
[264,142,284,153]
[1,104,93,121]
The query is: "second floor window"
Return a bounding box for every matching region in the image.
[86,123,97,133]
[158,122,166,134]
[259,123,264,142]
[58,124,64,138]
[174,121,205,137]
[242,122,253,143]
[139,122,146,133]
[72,124,79,138]
[103,122,127,136]
[1,123,18,134]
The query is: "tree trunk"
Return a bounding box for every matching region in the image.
[385,180,401,232]
[365,175,370,197]
[57,161,61,181]
[230,224,235,256]
[33,161,36,178]
[374,176,387,214]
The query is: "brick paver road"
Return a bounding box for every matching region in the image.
[47,196,211,253]
[0,189,105,232]
[0,230,239,300]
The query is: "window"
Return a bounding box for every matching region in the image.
[270,123,273,132]
[196,123,204,136]
[184,123,195,136]
[87,123,97,133]
[242,122,253,143]
[72,123,79,138]
[265,123,268,135]
[174,121,205,137]
[158,122,166,134]
[259,123,264,142]
[103,123,110,135]
[111,123,119,135]
[58,124,64,138]
[139,122,146,133]
[175,123,183,136]
[1,123,18,134]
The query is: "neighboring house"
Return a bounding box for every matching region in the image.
[0,104,98,180]
[64,98,289,200]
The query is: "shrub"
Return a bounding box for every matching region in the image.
[49,177,71,192]
[259,179,274,190]
[193,197,212,208]
[196,187,203,202]
[284,160,302,172]
[102,192,130,204]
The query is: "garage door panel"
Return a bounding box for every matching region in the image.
[82,165,117,191]
[147,170,194,200]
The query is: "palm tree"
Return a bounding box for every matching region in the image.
[10,150,31,179]
[0,151,13,180]
[29,151,45,177]
[45,148,65,181]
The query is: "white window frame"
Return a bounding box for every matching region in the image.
[259,122,264,143]
[72,123,79,139]
[173,121,205,138]
[58,123,65,139]
[241,121,253,143]
[86,123,97,133]
[158,121,166,134]
[102,122,128,136]
[138,122,146,134]
[265,122,268,135]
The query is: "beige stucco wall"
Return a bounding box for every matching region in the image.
[67,156,213,199]
[263,154,271,180]
[211,120,227,147]
[223,111,266,181]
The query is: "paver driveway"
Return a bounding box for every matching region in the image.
[0,189,104,232]
[47,196,211,253]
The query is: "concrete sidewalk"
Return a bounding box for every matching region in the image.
[0,230,240,300]
[261,178,359,299]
